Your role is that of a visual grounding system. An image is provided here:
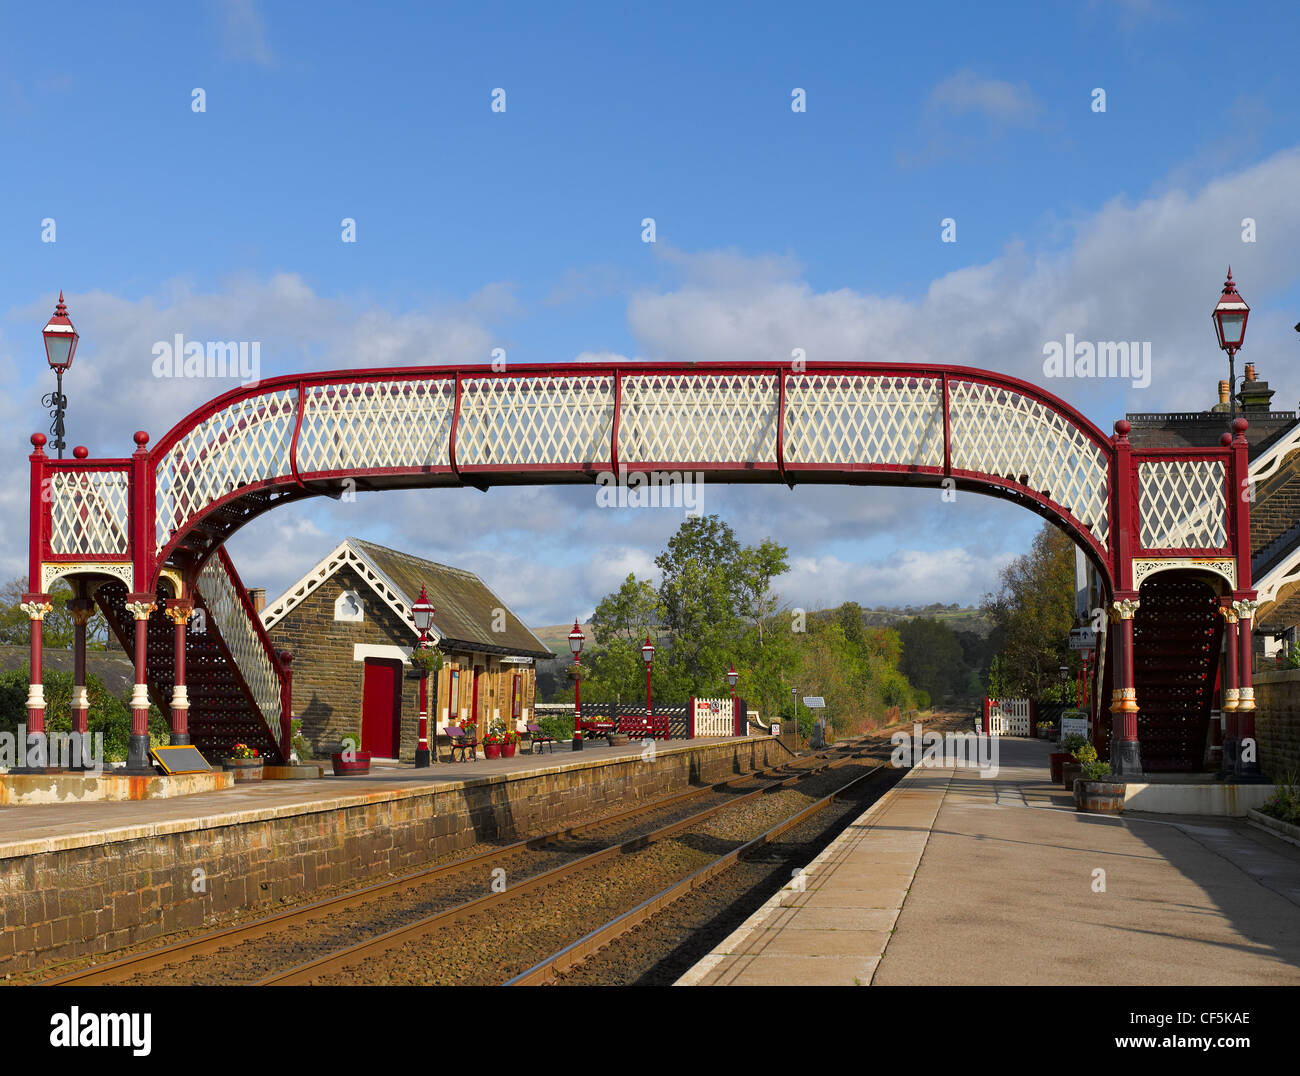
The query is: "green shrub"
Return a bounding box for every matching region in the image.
[1061,733,1088,756]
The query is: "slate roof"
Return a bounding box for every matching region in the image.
[285,538,551,659]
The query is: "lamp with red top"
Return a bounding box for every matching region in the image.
[412,584,435,768]
[42,292,79,459]
[569,620,585,751]
[1212,268,1250,420]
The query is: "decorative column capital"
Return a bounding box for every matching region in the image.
[1218,604,1239,625]
[1232,599,1259,621]
[1109,598,1140,621]
[68,597,96,626]
[20,597,54,621]
[125,598,157,621]
[164,599,195,625]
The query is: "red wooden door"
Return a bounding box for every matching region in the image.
[361,658,403,758]
[470,666,483,734]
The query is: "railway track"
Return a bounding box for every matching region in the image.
[503,759,887,985]
[41,736,885,986]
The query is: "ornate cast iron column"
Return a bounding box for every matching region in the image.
[69,594,95,748]
[18,594,53,772]
[1218,601,1240,777]
[164,598,194,746]
[124,595,157,773]
[1234,597,1259,778]
[1109,596,1143,777]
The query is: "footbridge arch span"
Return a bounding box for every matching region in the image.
[25,360,1256,774]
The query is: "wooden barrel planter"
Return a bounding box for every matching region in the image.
[1075,778,1125,814]
[1061,762,1082,791]
[330,752,371,776]
[1049,752,1074,784]
[607,732,629,747]
[223,758,264,782]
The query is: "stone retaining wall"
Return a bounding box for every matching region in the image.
[0,736,788,976]
[1255,668,1300,780]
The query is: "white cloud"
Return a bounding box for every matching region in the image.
[214,0,276,68]
[928,70,1041,125]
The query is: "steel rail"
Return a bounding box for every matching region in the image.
[503,760,889,985]
[41,738,870,986]
[251,744,884,985]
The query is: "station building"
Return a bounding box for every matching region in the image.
[257,538,552,760]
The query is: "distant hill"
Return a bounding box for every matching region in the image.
[531,621,597,655]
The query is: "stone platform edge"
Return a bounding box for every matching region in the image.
[674,761,951,986]
[0,735,775,862]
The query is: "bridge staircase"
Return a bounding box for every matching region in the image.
[1097,574,1223,772]
[94,547,288,762]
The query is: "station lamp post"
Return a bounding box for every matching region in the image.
[1212,268,1250,420]
[726,662,738,729]
[641,635,656,728]
[42,292,79,459]
[412,585,435,768]
[569,620,585,751]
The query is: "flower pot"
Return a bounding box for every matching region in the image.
[484,743,502,759]
[330,751,371,776]
[1049,752,1075,784]
[1061,762,1082,791]
[223,758,264,782]
[501,742,517,758]
[1075,778,1125,814]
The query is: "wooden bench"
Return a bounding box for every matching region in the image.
[578,717,616,742]
[526,722,556,755]
[445,725,478,762]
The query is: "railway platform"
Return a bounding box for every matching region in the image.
[678,737,1300,986]
[0,733,784,976]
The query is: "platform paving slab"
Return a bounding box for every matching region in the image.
[680,738,1300,986]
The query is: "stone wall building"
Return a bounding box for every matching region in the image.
[259,538,551,760]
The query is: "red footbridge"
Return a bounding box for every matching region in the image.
[22,361,1259,776]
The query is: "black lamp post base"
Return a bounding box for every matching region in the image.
[572,733,583,752]
[414,748,431,768]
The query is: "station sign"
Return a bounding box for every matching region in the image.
[1060,710,1090,739]
[802,697,826,708]
[1068,627,1096,650]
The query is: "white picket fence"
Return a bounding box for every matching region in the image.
[987,698,1031,737]
[693,697,736,737]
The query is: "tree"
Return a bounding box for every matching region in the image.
[0,577,109,649]
[897,617,966,702]
[654,515,787,697]
[981,523,1076,698]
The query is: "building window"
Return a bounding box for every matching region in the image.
[335,591,365,623]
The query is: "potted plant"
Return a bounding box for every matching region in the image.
[1037,721,1055,741]
[331,733,371,776]
[500,726,519,758]
[1075,755,1124,814]
[224,743,264,781]
[1061,741,1094,792]
[1051,732,1087,784]
[483,727,503,760]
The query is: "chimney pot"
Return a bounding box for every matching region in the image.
[250,587,266,614]
[1218,380,1230,404]
[1245,363,1257,382]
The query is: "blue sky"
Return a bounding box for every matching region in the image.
[2,0,1299,625]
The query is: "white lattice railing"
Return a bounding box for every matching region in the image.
[1137,460,1227,549]
[196,553,281,726]
[156,389,298,546]
[693,697,735,737]
[144,368,1123,558]
[48,468,130,556]
[948,381,1110,550]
